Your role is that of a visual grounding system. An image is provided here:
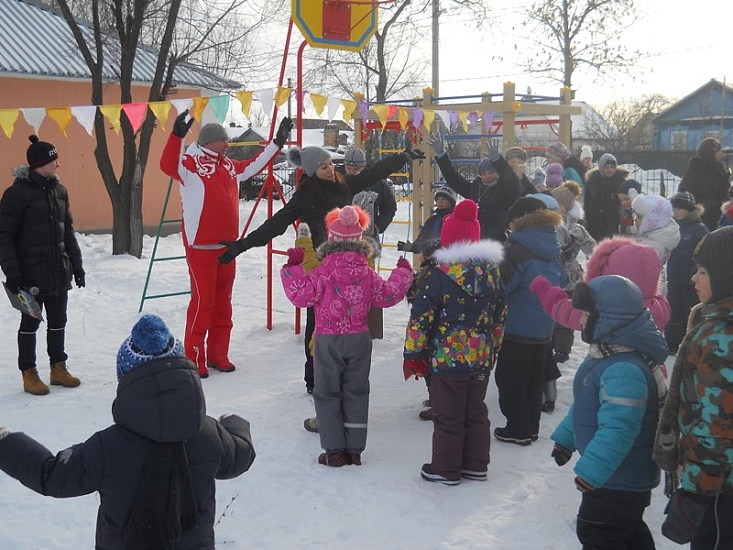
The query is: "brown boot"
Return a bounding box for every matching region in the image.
[22,368,50,395]
[50,361,81,387]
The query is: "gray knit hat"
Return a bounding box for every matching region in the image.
[546,141,571,162]
[198,123,228,145]
[287,146,332,177]
[344,147,367,167]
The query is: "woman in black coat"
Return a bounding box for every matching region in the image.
[679,137,730,231]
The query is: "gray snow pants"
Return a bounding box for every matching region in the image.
[313,331,373,453]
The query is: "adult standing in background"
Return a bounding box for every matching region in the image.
[678,137,729,231]
[426,134,521,242]
[0,136,84,395]
[545,141,587,190]
[504,146,537,196]
[160,110,294,378]
[584,153,629,241]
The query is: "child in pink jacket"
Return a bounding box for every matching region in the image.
[281,205,412,467]
[530,237,671,335]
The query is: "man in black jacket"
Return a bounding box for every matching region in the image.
[0,136,84,395]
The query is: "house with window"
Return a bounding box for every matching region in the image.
[652,79,733,152]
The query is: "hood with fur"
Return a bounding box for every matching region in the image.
[585,237,661,300]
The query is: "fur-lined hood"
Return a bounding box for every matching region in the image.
[584,165,630,181]
[510,208,563,232]
[316,238,375,260]
[11,164,60,185]
[431,239,504,298]
[432,239,504,265]
[585,237,661,299]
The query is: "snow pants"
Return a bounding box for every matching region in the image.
[184,247,235,368]
[313,331,372,453]
[429,371,491,479]
[577,488,654,550]
[17,291,68,370]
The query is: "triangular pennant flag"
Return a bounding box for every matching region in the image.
[47,107,73,137]
[357,100,369,122]
[310,93,328,116]
[437,110,451,131]
[449,111,459,128]
[121,103,148,134]
[236,91,253,118]
[148,101,171,131]
[0,109,20,138]
[423,110,436,133]
[274,87,292,109]
[326,96,341,121]
[20,108,46,135]
[191,97,209,122]
[387,105,397,120]
[99,105,123,134]
[411,108,424,133]
[170,98,193,116]
[254,89,273,120]
[458,111,469,132]
[208,95,229,124]
[468,112,479,127]
[398,107,409,130]
[71,105,97,136]
[373,104,389,129]
[341,99,356,123]
[483,112,494,131]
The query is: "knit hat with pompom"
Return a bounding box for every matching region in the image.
[325,205,370,241]
[545,162,564,189]
[287,146,332,177]
[116,314,184,381]
[440,199,480,247]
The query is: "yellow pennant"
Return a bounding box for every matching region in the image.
[274,87,292,109]
[149,101,172,131]
[372,104,389,129]
[423,110,436,133]
[0,109,20,138]
[458,111,469,132]
[398,107,409,130]
[341,99,356,123]
[47,107,73,137]
[191,97,209,122]
[236,91,253,118]
[310,93,328,116]
[99,105,123,134]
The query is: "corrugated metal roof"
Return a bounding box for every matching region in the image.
[0,0,240,90]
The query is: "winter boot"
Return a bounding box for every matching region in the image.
[318,450,346,467]
[50,361,80,387]
[22,368,50,395]
[303,417,319,433]
[346,452,362,466]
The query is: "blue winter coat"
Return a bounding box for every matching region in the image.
[404,239,506,375]
[666,212,708,285]
[552,277,668,492]
[501,209,563,342]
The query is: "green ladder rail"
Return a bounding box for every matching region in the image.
[138,178,190,312]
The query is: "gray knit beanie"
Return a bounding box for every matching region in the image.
[598,153,617,172]
[198,123,228,146]
[287,146,332,177]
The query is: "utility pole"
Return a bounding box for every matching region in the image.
[432,0,440,100]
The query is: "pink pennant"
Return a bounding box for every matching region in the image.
[122,103,148,134]
[387,105,397,120]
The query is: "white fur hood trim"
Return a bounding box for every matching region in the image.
[432,239,505,265]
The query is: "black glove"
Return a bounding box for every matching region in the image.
[219,240,249,264]
[173,109,194,138]
[5,277,21,294]
[404,140,426,161]
[74,270,86,288]
[396,240,414,252]
[551,444,572,466]
[274,117,294,147]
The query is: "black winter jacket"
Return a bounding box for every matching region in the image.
[435,154,521,242]
[243,152,410,248]
[679,156,730,231]
[0,357,255,549]
[0,166,83,296]
[584,167,629,241]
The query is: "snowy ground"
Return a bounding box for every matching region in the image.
[0,199,680,549]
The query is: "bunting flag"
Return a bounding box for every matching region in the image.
[47,107,73,136]
[310,93,328,117]
[122,103,148,134]
[411,108,424,133]
[208,95,229,123]
[387,105,397,121]
[99,105,122,134]
[191,97,209,122]
[274,87,292,109]
[372,103,389,129]
[423,110,436,133]
[326,96,341,121]
[235,91,253,118]
[71,105,96,136]
[20,108,46,135]
[148,101,171,131]
[170,98,193,117]
[254,89,273,120]
[357,100,370,123]
[483,112,495,131]
[0,109,20,138]
[437,110,451,131]
[341,99,356,123]
[398,107,409,130]
[467,112,479,127]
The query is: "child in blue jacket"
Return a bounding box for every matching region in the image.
[551,275,668,549]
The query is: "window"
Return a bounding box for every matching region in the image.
[670,130,687,151]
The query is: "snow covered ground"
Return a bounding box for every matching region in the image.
[0,199,680,549]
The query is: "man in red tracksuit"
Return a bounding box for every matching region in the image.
[160,110,293,377]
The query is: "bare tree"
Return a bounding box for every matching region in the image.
[585,94,672,151]
[518,0,642,92]
[52,0,271,256]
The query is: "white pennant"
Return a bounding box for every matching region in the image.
[254,88,274,121]
[326,96,341,122]
[437,110,451,131]
[71,106,97,136]
[170,98,194,116]
[20,108,46,135]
